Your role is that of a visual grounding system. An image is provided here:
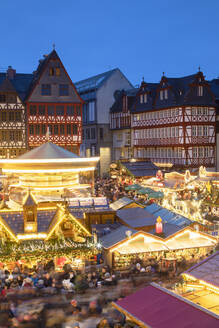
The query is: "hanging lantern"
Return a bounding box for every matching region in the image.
[156,216,163,234]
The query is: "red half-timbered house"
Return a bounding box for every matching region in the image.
[131,71,216,169]
[26,50,83,154]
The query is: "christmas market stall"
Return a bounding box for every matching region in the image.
[179,251,219,315]
[0,193,98,269]
[100,221,217,270]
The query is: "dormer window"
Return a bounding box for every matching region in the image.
[49,68,55,76]
[140,94,143,103]
[198,86,203,96]
[123,95,128,111]
[160,90,163,100]
[140,93,147,103]
[164,89,168,99]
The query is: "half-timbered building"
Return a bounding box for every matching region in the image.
[132,72,216,168]
[0,67,31,158]
[110,88,138,161]
[26,50,83,154]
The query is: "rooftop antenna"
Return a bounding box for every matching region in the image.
[162,72,165,77]
[46,126,51,142]
[198,65,201,72]
[53,43,56,50]
[142,76,144,82]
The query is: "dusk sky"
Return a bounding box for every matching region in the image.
[1,0,219,86]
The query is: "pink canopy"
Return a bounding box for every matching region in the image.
[114,284,219,328]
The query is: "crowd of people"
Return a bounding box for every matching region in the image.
[0,261,141,328]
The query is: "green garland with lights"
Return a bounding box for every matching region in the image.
[0,237,100,263]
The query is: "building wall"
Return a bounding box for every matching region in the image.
[28,58,80,103]
[112,129,132,161]
[96,69,133,124]
[0,94,26,158]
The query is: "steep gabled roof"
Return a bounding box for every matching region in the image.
[26,49,83,103]
[75,68,119,94]
[0,78,17,93]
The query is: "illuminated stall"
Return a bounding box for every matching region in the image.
[101,226,217,270]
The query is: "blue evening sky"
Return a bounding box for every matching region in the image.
[0,0,218,86]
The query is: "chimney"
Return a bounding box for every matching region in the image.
[7,66,16,80]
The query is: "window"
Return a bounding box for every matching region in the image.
[204,147,209,157]
[197,126,202,136]
[192,147,198,158]
[41,84,51,96]
[15,111,21,121]
[192,126,197,137]
[198,147,204,157]
[73,124,78,135]
[203,126,208,136]
[56,105,64,116]
[39,105,45,116]
[48,125,53,134]
[67,124,71,135]
[86,128,90,140]
[60,124,65,135]
[59,84,69,96]
[91,128,96,139]
[30,105,37,115]
[144,93,147,103]
[198,86,203,96]
[42,125,46,135]
[49,67,55,76]
[8,94,17,103]
[9,131,15,141]
[35,125,40,135]
[56,68,61,76]
[88,101,95,121]
[99,128,104,140]
[9,111,14,121]
[2,131,7,141]
[48,105,55,116]
[160,90,163,100]
[29,125,34,135]
[140,94,143,103]
[67,105,74,116]
[54,125,59,135]
[0,94,6,103]
[164,89,168,99]
[192,108,196,116]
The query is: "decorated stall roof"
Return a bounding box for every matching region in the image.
[184,251,219,288]
[101,227,217,254]
[117,207,156,228]
[149,223,182,238]
[145,204,192,227]
[0,210,56,234]
[120,161,158,177]
[100,225,137,249]
[110,197,136,211]
[112,283,219,328]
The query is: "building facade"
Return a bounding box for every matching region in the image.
[111,71,217,169]
[0,50,83,159]
[75,69,133,176]
[110,88,137,161]
[0,69,30,158]
[26,50,83,154]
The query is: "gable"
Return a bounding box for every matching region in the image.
[27,51,82,103]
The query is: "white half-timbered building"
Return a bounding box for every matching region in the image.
[0,69,29,158]
[110,71,217,169]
